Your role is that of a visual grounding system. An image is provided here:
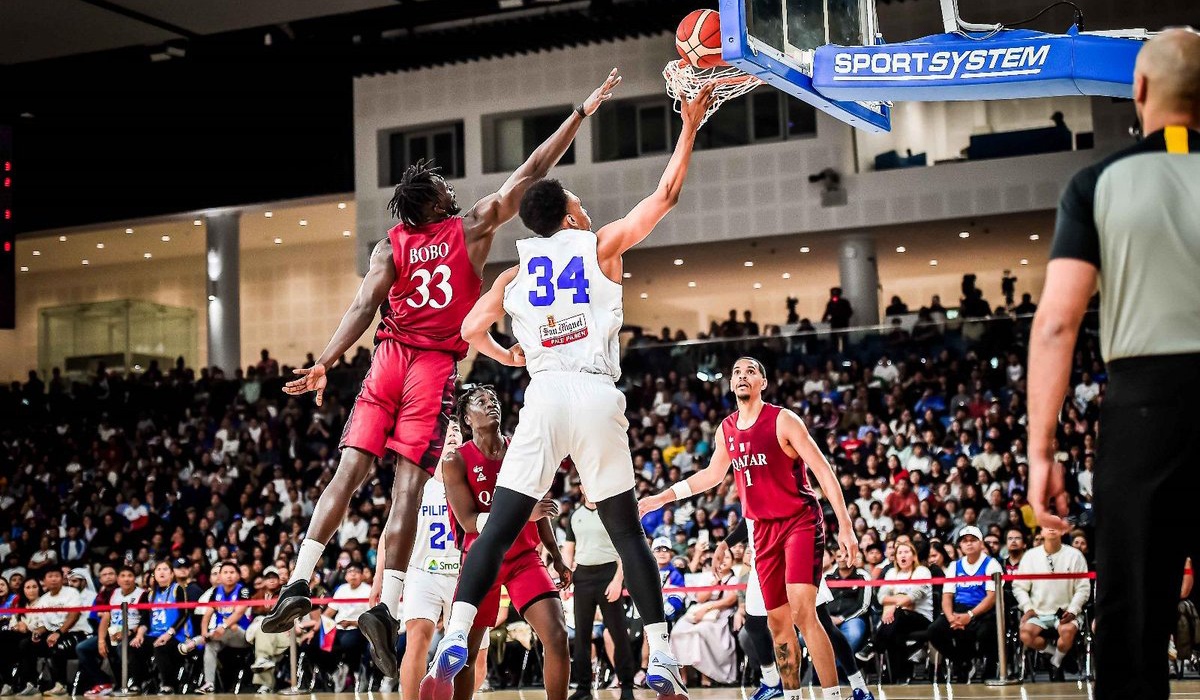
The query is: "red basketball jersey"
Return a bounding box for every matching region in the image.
[375,217,482,360]
[721,403,821,522]
[452,440,541,558]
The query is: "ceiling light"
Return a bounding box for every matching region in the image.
[96,243,105,249]
[800,246,811,253]
[274,238,283,245]
[959,231,970,239]
[161,235,171,242]
[299,219,308,227]
[673,258,684,266]
[1020,258,1029,266]
[32,250,40,256]
[338,202,347,210]
[59,236,67,242]
[20,266,28,272]
[688,281,697,288]
[1029,234,1040,241]
[208,295,217,302]
[82,259,89,266]
[144,252,152,259]
[753,282,763,289]
[193,219,202,227]
[744,261,754,267]
[896,246,906,253]
[782,273,791,279]
[264,211,273,218]
[343,230,352,237]
[622,272,632,279]
[639,292,648,299]
[929,259,938,266]
[125,228,134,234]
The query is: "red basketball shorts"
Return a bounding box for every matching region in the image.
[468,548,559,631]
[339,340,456,472]
[752,514,825,611]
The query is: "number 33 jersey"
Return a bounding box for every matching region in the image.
[376,217,482,361]
[409,478,462,577]
[503,229,624,380]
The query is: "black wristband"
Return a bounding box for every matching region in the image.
[575,103,587,118]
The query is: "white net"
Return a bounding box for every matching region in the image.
[663,59,762,126]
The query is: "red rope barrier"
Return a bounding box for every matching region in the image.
[0,571,1103,616]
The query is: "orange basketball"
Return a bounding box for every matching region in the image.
[675,9,725,69]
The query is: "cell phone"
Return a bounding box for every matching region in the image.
[698,530,710,547]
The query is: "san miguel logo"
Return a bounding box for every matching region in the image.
[539,313,588,347]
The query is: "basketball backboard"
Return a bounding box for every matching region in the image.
[719,0,1150,134]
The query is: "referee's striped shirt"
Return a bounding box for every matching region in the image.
[1050,126,1200,362]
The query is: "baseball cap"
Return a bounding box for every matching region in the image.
[651,537,673,551]
[172,557,190,569]
[262,567,280,578]
[957,525,984,542]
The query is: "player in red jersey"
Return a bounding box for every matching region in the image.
[260,70,623,678]
[639,357,859,700]
[437,384,570,700]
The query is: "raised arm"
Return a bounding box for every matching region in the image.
[461,266,524,367]
[638,422,733,517]
[778,409,858,564]
[595,84,715,272]
[284,239,395,406]
[462,70,623,258]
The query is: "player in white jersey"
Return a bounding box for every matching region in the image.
[716,520,874,700]
[418,84,716,700]
[370,422,488,699]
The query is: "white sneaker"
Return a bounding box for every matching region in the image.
[255,685,272,694]
[645,650,688,700]
[15,684,40,697]
[42,685,66,698]
[378,677,395,693]
[194,682,214,695]
[419,629,470,700]
[0,686,14,698]
[250,658,276,671]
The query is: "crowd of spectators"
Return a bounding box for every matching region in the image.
[0,286,1123,694]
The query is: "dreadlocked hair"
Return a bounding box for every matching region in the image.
[388,159,443,227]
[455,384,499,439]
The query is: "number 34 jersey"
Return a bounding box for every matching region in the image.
[409,478,462,577]
[376,217,482,361]
[503,228,624,380]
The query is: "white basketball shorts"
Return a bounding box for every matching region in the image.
[402,568,488,648]
[496,372,635,503]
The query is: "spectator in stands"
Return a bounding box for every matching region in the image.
[1014,527,1090,680]
[1,579,41,694]
[822,287,854,329]
[18,569,91,697]
[855,541,933,682]
[248,567,290,693]
[826,548,871,654]
[885,296,910,316]
[929,527,1001,682]
[147,561,191,694]
[670,553,739,685]
[884,477,919,520]
[972,440,1003,476]
[1014,294,1038,315]
[719,310,743,338]
[653,509,683,541]
[1072,373,1101,412]
[95,565,149,693]
[321,563,371,691]
[1003,529,1028,575]
[28,537,58,576]
[978,491,1008,533]
[743,311,760,336]
[653,538,686,624]
[198,561,252,694]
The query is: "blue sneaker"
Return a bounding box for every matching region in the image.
[645,650,688,700]
[852,688,876,700]
[750,682,783,700]
[419,630,469,700]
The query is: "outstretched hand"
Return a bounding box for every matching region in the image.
[284,363,328,406]
[1029,452,1072,531]
[582,68,623,116]
[680,82,718,127]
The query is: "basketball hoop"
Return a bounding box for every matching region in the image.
[663,59,761,126]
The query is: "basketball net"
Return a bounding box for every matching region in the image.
[663,58,762,126]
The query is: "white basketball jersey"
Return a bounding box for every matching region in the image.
[408,479,461,576]
[503,229,624,380]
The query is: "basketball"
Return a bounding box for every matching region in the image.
[676,9,725,69]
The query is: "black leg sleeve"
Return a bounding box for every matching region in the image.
[744,614,775,670]
[818,606,859,674]
[594,490,665,626]
[454,487,538,606]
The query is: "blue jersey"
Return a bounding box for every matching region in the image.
[149,584,192,642]
[211,583,251,630]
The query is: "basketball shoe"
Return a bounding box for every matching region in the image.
[645,650,688,700]
[419,629,470,700]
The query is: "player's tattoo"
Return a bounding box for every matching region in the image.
[775,640,801,689]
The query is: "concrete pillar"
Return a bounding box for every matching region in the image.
[205,213,241,374]
[837,235,880,327]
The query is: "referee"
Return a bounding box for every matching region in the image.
[1028,28,1200,700]
[563,494,636,700]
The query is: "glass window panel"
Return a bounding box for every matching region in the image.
[785,0,826,52]
[787,98,817,137]
[638,105,669,154]
[752,91,782,141]
[747,0,786,54]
